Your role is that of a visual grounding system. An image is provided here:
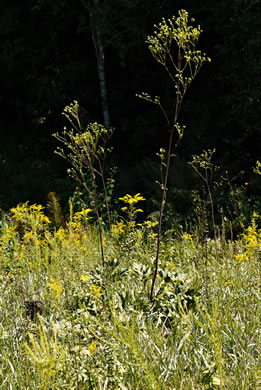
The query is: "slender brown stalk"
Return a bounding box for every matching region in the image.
[142,11,210,301]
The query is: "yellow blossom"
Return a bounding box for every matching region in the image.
[235,211,261,262]
[80,275,90,282]
[23,230,35,242]
[111,221,126,237]
[142,220,158,228]
[119,193,146,205]
[88,340,98,356]
[73,208,92,222]
[55,227,67,241]
[182,233,193,241]
[48,278,63,299]
[90,284,102,299]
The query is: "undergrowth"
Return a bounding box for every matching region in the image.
[0,201,260,389]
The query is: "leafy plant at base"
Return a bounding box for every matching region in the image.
[53,101,114,268]
[138,9,211,300]
[24,318,66,389]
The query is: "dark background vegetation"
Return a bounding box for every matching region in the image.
[0,0,260,222]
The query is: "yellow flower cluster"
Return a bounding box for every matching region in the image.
[140,220,158,229]
[0,226,16,252]
[55,227,67,241]
[9,202,51,247]
[119,193,145,205]
[111,221,126,237]
[11,202,51,225]
[111,194,160,243]
[73,208,92,223]
[80,274,90,282]
[48,278,63,299]
[182,233,193,242]
[88,340,98,356]
[90,284,102,299]
[235,212,261,262]
[67,208,92,235]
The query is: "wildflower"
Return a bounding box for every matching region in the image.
[73,208,92,222]
[11,202,51,225]
[235,253,249,262]
[142,220,158,228]
[111,221,126,237]
[48,278,63,299]
[88,340,98,356]
[80,274,90,282]
[182,233,193,241]
[90,284,102,299]
[118,193,145,224]
[0,226,16,248]
[55,227,67,241]
[235,211,261,262]
[23,230,34,242]
[119,193,146,205]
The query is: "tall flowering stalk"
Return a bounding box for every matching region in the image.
[138,10,210,300]
[53,101,114,268]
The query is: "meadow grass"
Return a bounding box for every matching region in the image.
[0,204,260,389]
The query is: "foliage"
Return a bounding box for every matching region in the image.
[0,199,260,388]
[0,4,260,388]
[24,318,66,389]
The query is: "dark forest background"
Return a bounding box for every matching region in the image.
[0,0,260,224]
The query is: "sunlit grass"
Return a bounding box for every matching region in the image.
[0,202,260,388]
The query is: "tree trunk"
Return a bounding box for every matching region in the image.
[89,0,110,128]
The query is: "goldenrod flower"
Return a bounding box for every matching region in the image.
[182,233,193,241]
[90,284,102,299]
[88,340,98,356]
[48,278,63,299]
[119,193,146,205]
[80,275,90,282]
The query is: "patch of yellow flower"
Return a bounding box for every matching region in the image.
[67,208,92,238]
[235,211,261,262]
[182,233,193,242]
[80,274,90,282]
[0,225,16,250]
[11,202,51,225]
[118,193,145,205]
[55,227,67,241]
[90,284,102,299]
[23,230,35,242]
[88,340,98,356]
[142,220,158,229]
[48,278,63,299]
[111,221,126,237]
